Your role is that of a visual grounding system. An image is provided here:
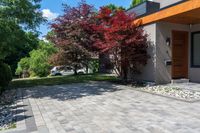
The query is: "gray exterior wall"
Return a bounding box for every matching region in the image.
[128,0,200,84]
[155,22,200,84]
[153,0,183,8]
[155,22,190,84]
[130,22,200,84]
[130,24,156,82]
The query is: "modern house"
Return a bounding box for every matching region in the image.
[128,0,200,84]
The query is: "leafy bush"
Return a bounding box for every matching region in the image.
[15,57,30,76]
[29,49,51,77]
[15,57,31,78]
[88,59,99,73]
[15,41,57,77]
[0,62,12,93]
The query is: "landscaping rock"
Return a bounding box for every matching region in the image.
[0,89,17,131]
[138,86,200,101]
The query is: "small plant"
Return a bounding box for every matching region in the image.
[88,59,99,73]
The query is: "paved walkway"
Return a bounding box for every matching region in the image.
[5,82,200,133]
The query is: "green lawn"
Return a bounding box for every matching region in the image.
[10,74,118,88]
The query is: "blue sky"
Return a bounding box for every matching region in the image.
[38,0,132,39]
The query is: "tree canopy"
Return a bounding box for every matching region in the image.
[49,1,96,74]
[105,4,125,11]
[0,0,45,61]
[16,41,57,77]
[5,32,39,75]
[91,7,149,79]
[49,2,149,79]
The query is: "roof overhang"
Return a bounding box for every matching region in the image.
[134,0,200,26]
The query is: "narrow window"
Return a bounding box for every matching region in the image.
[192,32,200,67]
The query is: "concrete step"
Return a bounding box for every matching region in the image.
[171,79,189,84]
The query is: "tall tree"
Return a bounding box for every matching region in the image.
[99,4,125,73]
[91,7,149,80]
[5,32,39,75]
[0,0,44,88]
[49,1,96,74]
[0,0,45,61]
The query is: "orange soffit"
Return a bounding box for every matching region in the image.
[133,0,200,26]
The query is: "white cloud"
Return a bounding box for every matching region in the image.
[42,9,58,20]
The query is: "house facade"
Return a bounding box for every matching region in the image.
[129,0,200,84]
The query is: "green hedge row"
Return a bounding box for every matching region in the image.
[0,62,12,93]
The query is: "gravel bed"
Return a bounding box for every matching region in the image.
[138,86,200,101]
[0,89,17,131]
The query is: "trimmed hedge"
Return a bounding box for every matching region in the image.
[0,62,12,93]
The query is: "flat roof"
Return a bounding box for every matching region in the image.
[133,0,200,26]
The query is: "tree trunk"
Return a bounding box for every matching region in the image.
[122,65,128,82]
[121,47,128,82]
[74,65,78,75]
[99,52,111,73]
[86,64,89,74]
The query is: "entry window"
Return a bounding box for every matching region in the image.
[192,32,200,67]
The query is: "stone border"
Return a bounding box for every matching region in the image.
[3,89,38,133]
[22,90,38,132]
[133,88,200,103]
[110,83,200,103]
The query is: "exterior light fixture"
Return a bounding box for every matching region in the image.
[166,37,171,46]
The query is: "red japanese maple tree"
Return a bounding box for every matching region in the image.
[48,1,149,78]
[91,7,149,80]
[48,1,97,74]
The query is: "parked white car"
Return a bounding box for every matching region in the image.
[50,66,87,76]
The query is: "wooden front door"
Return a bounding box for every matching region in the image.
[172,30,188,79]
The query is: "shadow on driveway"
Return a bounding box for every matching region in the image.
[24,82,122,101]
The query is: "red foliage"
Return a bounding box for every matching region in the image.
[49,2,97,51]
[91,7,149,79]
[48,1,96,74]
[48,2,149,78]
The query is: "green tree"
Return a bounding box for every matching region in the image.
[5,32,39,75]
[105,4,125,11]
[29,41,57,77]
[16,41,57,77]
[0,0,44,90]
[15,57,30,76]
[88,59,99,73]
[0,0,45,61]
[130,0,146,7]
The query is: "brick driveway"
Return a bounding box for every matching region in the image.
[7,82,200,133]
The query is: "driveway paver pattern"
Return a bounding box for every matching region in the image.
[6,82,200,133]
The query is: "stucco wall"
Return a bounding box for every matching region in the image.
[130,22,200,84]
[130,24,156,82]
[153,0,183,8]
[155,22,190,84]
[189,24,200,83]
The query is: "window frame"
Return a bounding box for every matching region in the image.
[191,31,200,68]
